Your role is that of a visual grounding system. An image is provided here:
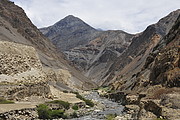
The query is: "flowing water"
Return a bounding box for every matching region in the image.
[71,92,124,120]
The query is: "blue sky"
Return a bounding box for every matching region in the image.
[12,0,180,33]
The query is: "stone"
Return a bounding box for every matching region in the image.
[126,95,139,105]
[125,105,140,112]
[142,100,162,117]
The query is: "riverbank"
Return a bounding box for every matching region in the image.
[0,90,127,120]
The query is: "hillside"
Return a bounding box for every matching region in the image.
[0,0,97,102]
[110,14,180,120]
[103,9,180,85]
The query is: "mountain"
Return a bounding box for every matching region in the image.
[41,10,179,86]
[110,14,180,120]
[40,15,101,51]
[0,0,96,102]
[40,16,135,83]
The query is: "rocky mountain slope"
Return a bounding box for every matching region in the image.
[109,14,180,120]
[40,16,134,83]
[41,10,179,86]
[0,0,96,102]
[102,9,180,86]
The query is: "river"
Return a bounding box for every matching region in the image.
[71,91,124,120]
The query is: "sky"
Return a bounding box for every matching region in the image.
[11,0,180,33]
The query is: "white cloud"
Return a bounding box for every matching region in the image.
[12,0,180,33]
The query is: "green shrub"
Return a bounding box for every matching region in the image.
[0,98,14,104]
[49,110,66,119]
[76,93,85,101]
[37,104,67,119]
[73,92,94,107]
[84,99,94,107]
[72,105,79,110]
[47,100,70,109]
[37,104,51,119]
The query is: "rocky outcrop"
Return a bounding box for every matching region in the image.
[0,41,51,100]
[0,41,42,76]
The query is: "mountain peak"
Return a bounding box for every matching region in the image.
[40,14,99,51]
[65,15,77,19]
[63,15,80,21]
[54,15,85,27]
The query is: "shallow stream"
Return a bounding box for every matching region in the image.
[71,92,124,120]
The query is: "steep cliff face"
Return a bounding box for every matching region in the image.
[0,0,97,101]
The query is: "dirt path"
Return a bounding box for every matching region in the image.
[0,102,37,113]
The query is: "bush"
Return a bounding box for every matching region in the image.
[84,99,94,107]
[0,98,14,104]
[74,92,94,107]
[37,104,67,119]
[37,104,51,119]
[47,100,70,109]
[72,105,79,110]
[76,93,85,101]
[49,110,66,119]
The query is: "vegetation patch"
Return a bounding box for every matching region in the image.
[74,92,94,107]
[72,105,79,110]
[37,104,67,119]
[84,99,94,107]
[105,114,117,120]
[0,98,14,104]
